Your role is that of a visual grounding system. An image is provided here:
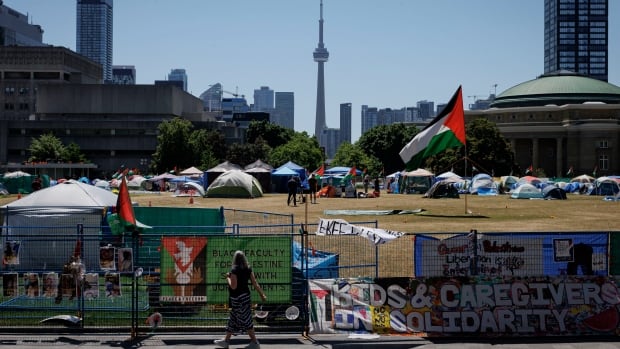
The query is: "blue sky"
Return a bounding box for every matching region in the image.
[6,0,619,142]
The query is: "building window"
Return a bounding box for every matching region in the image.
[598,140,608,149]
[599,154,609,171]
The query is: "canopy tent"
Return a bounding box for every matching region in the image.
[324,166,361,176]
[400,168,434,194]
[244,161,273,193]
[179,166,203,176]
[206,161,242,187]
[271,166,301,193]
[205,170,263,198]
[510,183,543,199]
[1,179,120,270]
[244,159,273,171]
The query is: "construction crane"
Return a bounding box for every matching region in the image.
[222,86,245,98]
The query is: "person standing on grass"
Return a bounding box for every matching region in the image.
[308,174,318,204]
[214,250,267,349]
[287,176,298,206]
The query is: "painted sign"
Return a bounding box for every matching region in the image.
[309,276,620,336]
[160,236,207,303]
[316,219,405,245]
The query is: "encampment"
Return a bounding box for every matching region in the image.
[469,173,498,196]
[205,170,263,198]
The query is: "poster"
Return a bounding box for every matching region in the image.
[83,273,100,299]
[2,241,20,265]
[23,273,40,297]
[100,246,116,270]
[104,272,121,297]
[2,273,18,297]
[160,237,207,303]
[118,248,133,273]
[42,272,58,298]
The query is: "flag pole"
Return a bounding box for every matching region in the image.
[464,154,469,214]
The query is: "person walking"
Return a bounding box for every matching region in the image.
[287,176,298,206]
[214,251,267,349]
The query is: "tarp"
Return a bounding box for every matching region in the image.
[205,170,263,198]
[292,241,338,279]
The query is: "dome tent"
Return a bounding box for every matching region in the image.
[205,170,263,198]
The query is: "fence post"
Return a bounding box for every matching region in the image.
[469,229,478,276]
[77,223,85,330]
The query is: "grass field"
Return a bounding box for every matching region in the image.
[2,191,618,234]
[1,190,619,278]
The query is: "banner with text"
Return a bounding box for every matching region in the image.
[308,276,620,337]
[316,218,405,245]
[205,236,292,304]
[414,232,608,277]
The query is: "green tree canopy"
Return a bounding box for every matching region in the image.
[62,142,89,163]
[269,131,322,170]
[188,129,227,169]
[152,117,195,174]
[425,118,516,176]
[356,123,418,175]
[246,120,293,149]
[331,142,382,175]
[28,132,66,162]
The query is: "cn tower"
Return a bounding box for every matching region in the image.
[313,0,329,146]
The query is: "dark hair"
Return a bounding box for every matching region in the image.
[232,250,249,269]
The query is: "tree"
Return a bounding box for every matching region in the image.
[356,123,418,175]
[331,142,381,175]
[269,132,322,170]
[152,118,195,173]
[426,118,516,176]
[62,142,88,163]
[28,133,66,162]
[188,129,227,169]
[226,137,271,167]
[246,120,293,149]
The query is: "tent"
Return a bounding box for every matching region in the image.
[510,183,543,199]
[571,174,595,184]
[401,168,434,194]
[179,166,203,176]
[543,186,567,200]
[424,180,460,199]
[590,177,620,196]
[244,159,273,193]
[206,161,242,186]
[205,170,263,198]
[1,180,120,270]
[469,173,498,195]
[175,182,206,197]
[271,165,301,193]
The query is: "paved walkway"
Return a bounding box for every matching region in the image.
[0,333,619,349]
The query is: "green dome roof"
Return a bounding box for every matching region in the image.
[490,71,620,108]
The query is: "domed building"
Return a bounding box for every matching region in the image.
[466,71,620,177]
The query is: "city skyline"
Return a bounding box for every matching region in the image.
[5,0,619,142]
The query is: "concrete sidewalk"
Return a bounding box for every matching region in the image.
[0,333,619,349]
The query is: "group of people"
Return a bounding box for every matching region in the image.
[286,174,320,206]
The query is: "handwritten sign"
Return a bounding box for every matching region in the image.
[316,219,405,245]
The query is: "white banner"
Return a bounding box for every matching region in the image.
[315,219,405,245]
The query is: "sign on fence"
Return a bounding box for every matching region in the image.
[308,276,620,336]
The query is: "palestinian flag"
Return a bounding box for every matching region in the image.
[343,166,356,183]
[314,164,325,176]
[399,86,465,170]
[107,176,151,234]
[566,166,574,176]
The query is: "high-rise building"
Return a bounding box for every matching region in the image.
[76,0,113,82]
[361,105,377,134]
[168,69,187,91]
[544,0,608,82]
[200,83,223,112]
[0,3,45,46]
[416,100,435,120]
[313,0,329,145]
[339,103,351,144]
[274,92,294,130]
[320,127,340,159]
[253,86,274,112]
[112,65,135,85]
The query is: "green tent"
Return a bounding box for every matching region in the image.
[205,170,263,198]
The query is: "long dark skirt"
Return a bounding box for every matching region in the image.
[226,292,254,333]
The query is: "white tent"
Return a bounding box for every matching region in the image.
[179,166,203,176]
[2,180,119,270]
